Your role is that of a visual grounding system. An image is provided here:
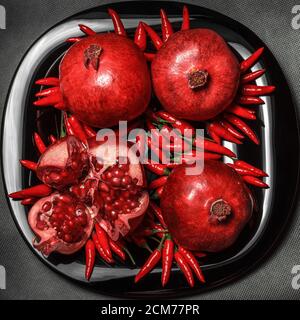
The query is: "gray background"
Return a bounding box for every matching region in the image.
[0,0,299,300]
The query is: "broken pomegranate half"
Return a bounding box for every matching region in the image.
[36,136,88,190]
[28,192,94,256]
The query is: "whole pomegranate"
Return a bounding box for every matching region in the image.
[59,33,151,127]
[151,29,240,121]
[160,161,253,252]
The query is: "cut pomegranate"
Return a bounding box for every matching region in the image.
[160,161,253,252]
[84,139,149,241]
[36,136,88,189]
[28,192,94,256]
[24,136,149,256]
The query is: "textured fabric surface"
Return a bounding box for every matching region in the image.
[0,0,299,300]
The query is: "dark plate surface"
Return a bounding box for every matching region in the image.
[1,1,299,298]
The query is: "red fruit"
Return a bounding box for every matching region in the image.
[36,136,88,190]
[85,138,149,241]
[160,161,253,252]
[21,135,149,256]
[151,29,240,121]
[28,192,94,256]
[59,33,151,128]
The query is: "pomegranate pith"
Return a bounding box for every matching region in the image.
[160,161,253,252]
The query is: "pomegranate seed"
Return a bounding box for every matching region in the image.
[63,234,73,243]
[111,177,121,187]
[113,169,124,178]
[121,176,132,186]
[42,201,51,212]
[62,225,70,234]
[99,182,110,193]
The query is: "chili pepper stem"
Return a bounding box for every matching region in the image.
[122,246,136,266]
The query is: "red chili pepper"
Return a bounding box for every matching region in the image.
[240,47,264,73]
[153,224,167,239]
[148,176,168,190]
[149,201,167,228]
[204,153,222,160]
[193,252,207,258]
[92,231,114,264]
[66,37,81,43]
[95,223,112,260]
[142,22,163,50]
[63,113,74,136]
[242,85,275,96]
[35,77,59,87]
[227,104,256,120]
[146,119,166,147]
[49,135,57,144]
[219,119,245,140]
[135,237,165,283]
[181,5,190,30]
[161,236,174,287]
[152,186,164,200]
[241,69,266,84]
[35,87,60,97]
[109,239,126,261]
[178,247,205,283]
[137,228,153,238]
[33,93,62,107]
[177,149,221,164]
[145,163,170,176]
[82,123,96,138]
[174,250,194,287]
[207,122,242,144]
[54,101,65,110]
[33,132,47,154]
[85,239,96,281]
[135,249,161,283]
[79,24,96,36]
[108,8,126,36]
[224,114,260,145]
[134,22,146,51]
[160,9,173,42]
[234,160,268,177]
[200,139,236,158]
[21,197,37,206]
[9,184,52,199]
[144,52,156,61]
[147,137,167,163]
[207,125,221,144]
[237,96,265,105]
[68,116,88,143]
[226,163,258,176]
[242,175,269,188]
[131,235,152,252]
[155,111,195,136]
[20,160,37,171]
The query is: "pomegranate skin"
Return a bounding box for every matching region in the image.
[60,33,151,128]
[160,161,253,252]
[151,29,240,121]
